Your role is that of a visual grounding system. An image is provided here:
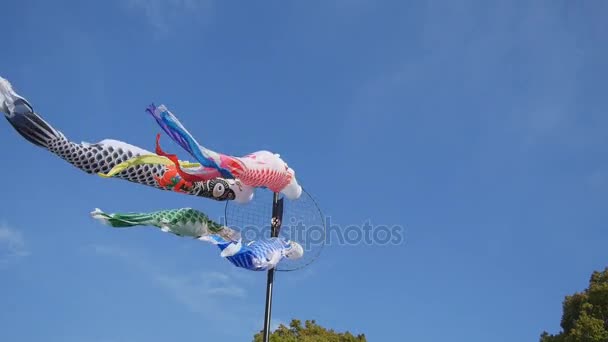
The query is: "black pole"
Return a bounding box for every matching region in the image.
[262,192,283,342]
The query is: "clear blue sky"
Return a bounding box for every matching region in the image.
[1,1,607,341]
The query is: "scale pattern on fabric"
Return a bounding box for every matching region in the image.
[147,207,224,233]
[91,207,239,241]
[222,238,288,271]
[3,101,238,201]
[238,166,293,193]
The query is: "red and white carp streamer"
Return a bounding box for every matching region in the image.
[147,104,303,200]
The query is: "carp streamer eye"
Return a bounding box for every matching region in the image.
[213,182,226,198]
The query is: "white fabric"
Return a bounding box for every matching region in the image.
[0,76,23,115]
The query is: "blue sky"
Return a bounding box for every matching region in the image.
[1,1,607,341]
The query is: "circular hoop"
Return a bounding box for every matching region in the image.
[224,187,325,271]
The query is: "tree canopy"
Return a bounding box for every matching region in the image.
[253,319,367,342]
[540,267,608,342]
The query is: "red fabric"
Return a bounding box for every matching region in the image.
[155,133,210,183]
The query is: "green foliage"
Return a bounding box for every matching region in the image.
[541,268,608,342]
[253,319,366,342]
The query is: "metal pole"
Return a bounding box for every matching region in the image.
[262,192,283,342]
